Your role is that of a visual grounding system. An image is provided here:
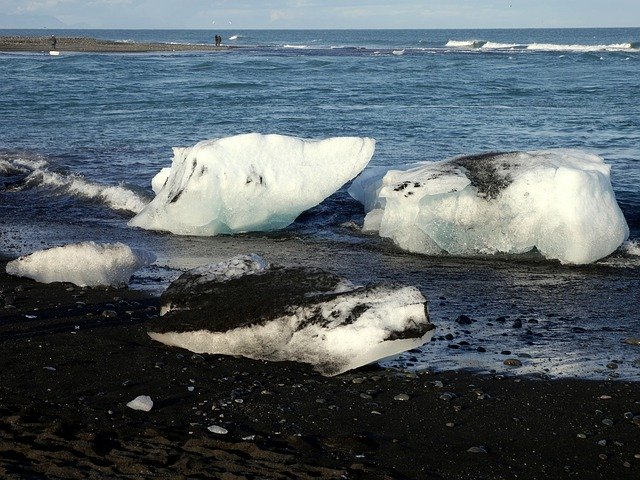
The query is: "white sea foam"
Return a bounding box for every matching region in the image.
[0,155,47,175]
[130,133,375,236]
[3,155,150,214]
[526,42,638,52]
[24,169,149,214]
[622,240,640,256]
[482,42,522,50]
[349,149,629,265]
[6,241,156,287]
[0,159,26,175]
[283,44,310,49]
[446,39,639,53]
[446,39,487,49]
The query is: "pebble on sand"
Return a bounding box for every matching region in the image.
[126,395,153,412]
[467,446,488,454]
[503,358,523,367]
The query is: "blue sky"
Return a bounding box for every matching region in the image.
[1,0,639,29]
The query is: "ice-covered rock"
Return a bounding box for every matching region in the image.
[159,254,270,315]
[129,133,376,235]
[148,254,434,376]
[6,242,156,286]
[349,150,629,264]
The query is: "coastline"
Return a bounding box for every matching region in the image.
[1,258,639,479]
[0,35,232,52]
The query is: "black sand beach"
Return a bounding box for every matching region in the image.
[0,36,231,53]
[1,258,640,479]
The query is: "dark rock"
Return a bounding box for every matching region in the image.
[455,315,474,325]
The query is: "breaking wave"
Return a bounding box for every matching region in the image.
[1,155,150,214]
[447,39,640,52]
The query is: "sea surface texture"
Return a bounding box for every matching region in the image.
[1,28,639,379]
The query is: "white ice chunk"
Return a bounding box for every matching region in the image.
[6,242,156,286]
[129,133,375,235]
[151,167,171,194]
[350,149,629,265]
[126,395,154,411]
[207,425,228,434]
[187,253,270,283]
[149,284,433,376]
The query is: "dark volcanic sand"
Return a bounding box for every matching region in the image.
[0,36,231,53]
[1,259,639,479]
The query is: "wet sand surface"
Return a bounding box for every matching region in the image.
[1,258,640,479]
[0,36,231,53]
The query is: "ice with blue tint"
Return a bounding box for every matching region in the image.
[350,149,629,264]
[130,133,375,236]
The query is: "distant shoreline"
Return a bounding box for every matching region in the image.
[0,35,232,52]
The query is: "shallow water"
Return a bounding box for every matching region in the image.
[1,28,639,380]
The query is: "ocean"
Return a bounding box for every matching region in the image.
[1,28,639,379]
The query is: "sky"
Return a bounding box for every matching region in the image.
[1,0,640,29]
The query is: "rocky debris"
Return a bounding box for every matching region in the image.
[455,315,474,325]
[504,358,523,367]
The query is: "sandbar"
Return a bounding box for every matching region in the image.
[0,35,231,53]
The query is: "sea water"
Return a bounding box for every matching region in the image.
[1,28,639,379]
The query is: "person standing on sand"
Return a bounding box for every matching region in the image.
[51,35,57,50]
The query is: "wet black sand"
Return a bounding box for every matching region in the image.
[1,258,639,479]
[0,36,231,53]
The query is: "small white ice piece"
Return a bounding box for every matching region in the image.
[129,133,375,235]
[126,395,154,412]
[207,425,228,434]
[5,242,156,286]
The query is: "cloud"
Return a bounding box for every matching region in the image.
[18,0,76,13]
[270,9,297,21]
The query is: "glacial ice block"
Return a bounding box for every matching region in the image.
[148,254,434,376]
[129,133,376,235]
[5,242,156,287]
[349,150,629,264]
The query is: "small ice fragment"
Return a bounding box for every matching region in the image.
[208,425,228,434]
[126,395,154,411]
[6,242,155,286]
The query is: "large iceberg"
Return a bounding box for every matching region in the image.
[6,242,156,287]
[349,150,629,265]
[129,133,375,235]
[148,255,434,376]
